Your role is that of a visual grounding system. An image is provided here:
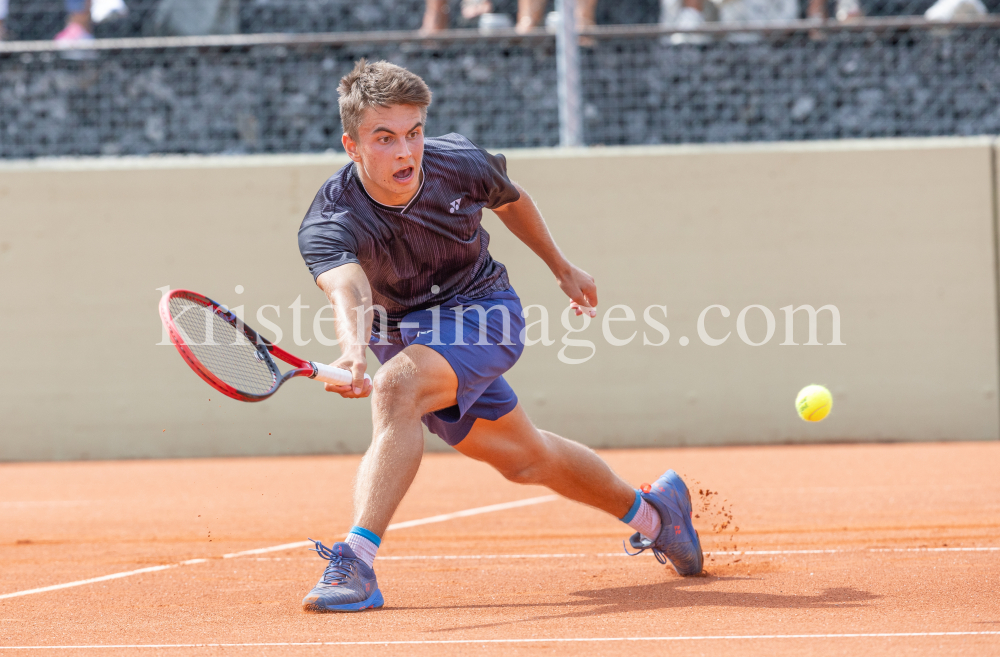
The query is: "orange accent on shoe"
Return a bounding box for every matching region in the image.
[640,483,651,493]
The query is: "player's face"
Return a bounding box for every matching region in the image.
[343,104,425,207]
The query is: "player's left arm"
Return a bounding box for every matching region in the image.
[491,183,597,317]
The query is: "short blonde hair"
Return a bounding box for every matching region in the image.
[338,59,432,140]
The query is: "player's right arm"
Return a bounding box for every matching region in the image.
[316,263,374,398]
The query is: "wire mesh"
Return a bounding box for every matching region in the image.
[0,34,560,157]
[584,25,1000,144]
[1,1,997,158]
[167,295,277,396]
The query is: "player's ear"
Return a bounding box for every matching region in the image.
[342,132,361,162]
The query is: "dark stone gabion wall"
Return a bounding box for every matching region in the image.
[2,27,998,159]
[0,40,559,158]
[585,28,1000,145]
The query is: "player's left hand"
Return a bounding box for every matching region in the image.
[556,264,598,318]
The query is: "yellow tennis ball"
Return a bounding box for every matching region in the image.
[796,384,832,422]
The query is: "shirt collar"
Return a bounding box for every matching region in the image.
[352,163,425,214]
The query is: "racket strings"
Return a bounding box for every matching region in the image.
[168,297,277,395]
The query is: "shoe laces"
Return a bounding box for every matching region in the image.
[308,538,353,585]
[624,536,668,565]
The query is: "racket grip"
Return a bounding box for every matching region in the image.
[310,362,372,387]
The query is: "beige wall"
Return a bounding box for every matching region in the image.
[1,137,997,461]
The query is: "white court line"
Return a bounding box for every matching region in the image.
[221,541,316,559]
[375,546,1000,560]
[1,632,998,649]
[384,495,558,530]
[0,495,558,601]
[2,494,992,600]
[0,560,208,601]
[229,545,994,562]
[712,546,1000,556]
[871,546,1000,553]
[219,495,558,559]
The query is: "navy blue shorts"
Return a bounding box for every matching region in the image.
[369,288,525,446]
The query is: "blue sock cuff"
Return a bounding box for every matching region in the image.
[348,525,381,547]
[619,490,643,523]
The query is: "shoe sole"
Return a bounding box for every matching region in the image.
[302,588,384,612]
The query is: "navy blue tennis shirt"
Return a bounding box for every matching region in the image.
[298,133,521,340]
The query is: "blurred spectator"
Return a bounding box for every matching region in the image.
[925,0,987,19]
[422,0,598,33]
[147,0,237,37]
[805,0,864,21]
[92,0,128,23]
[659,0,708,31]
[421,0,449,31]
[54,0,94,42]
[660,0,859,37]
[54,0,127,42]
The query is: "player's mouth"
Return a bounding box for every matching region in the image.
[393,166,415,183]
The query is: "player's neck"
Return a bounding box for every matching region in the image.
[354,164,423,208]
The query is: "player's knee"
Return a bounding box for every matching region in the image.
[371,362,420,411]
[495,434,552,485]
[500,462,542,485]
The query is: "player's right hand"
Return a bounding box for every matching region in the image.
[325,349,372,398]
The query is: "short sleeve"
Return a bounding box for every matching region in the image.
[478,149,521,209]
[298,185,362,281]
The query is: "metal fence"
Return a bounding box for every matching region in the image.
[1,17,998,158]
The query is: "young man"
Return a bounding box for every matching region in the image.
[297,59,703,612]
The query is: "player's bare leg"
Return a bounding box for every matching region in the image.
[454,404,635,518]
[305,341,701,614]
[302,345,457,612]
[455,399,703,576]
[352,345,460,536]
[421,0,450,33]
[515,0,545,32]
[352,344,645,531]
[353,344,694,543]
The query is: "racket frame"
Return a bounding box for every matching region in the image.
[159,289,336,402]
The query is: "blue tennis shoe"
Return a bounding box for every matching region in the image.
[302,539,384,612]
[624,469,704,576]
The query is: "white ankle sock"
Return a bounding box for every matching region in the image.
[621,492,662,540]
[345,527,380,569]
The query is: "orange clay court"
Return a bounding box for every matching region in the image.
[1,441,998,656]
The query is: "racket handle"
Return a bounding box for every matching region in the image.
[310,362,372,388]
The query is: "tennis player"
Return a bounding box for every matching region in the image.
[297,59,703,612]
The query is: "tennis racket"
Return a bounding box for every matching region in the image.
[159,289,369,402]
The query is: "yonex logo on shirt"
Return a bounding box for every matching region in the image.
[449,198,462,213]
